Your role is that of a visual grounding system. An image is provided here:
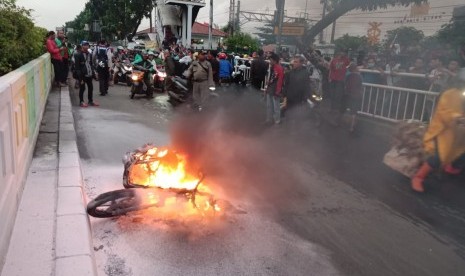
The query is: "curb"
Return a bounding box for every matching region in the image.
[56,87,97,276]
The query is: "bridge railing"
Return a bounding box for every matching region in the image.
[0,53,52,267]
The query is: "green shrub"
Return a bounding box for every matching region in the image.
[0,0,47,76]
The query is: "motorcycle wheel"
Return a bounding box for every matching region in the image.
[127,79,132,86]
[87,189,139,218]
[114,77,119,85]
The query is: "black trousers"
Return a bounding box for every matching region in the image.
[330,81,345,113]
[79,76,93,103]
[98,67,110,94]
[62,58,69,82]
[51,58,64,84]
[251,78,264,90]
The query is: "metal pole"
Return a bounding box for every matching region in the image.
[276,0,285,54]
[235,0,240,33]
[319,0,327,43]
[150,10,153,33]
[209,0,213,49]
[187,4,193,48]
[304,0,308,19]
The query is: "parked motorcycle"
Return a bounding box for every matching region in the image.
[168,76,219,110]
[167,76,191,106]
[113,59,132,86]
[153,66,167,93]
[129,66,153,99]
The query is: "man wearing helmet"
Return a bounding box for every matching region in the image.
[219,53,233,86]
[133,50,156,98]
[112,46,128,83]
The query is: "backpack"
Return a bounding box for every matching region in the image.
[96,46,109,68]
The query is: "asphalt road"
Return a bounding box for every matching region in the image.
[70,81,465,276]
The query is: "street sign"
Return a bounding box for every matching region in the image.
[145,41,157,50]
[274,24,305,36]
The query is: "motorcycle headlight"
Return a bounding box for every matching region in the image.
[462,90,465,97]
[131,75,139,81]
[157,72,167,78]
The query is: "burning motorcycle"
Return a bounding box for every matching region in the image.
[86,145,222,218]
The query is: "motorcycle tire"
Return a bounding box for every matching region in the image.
[114,77,119,85]
[127,79,132,86]
[87,189,139,218]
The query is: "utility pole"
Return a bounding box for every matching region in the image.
[228,0,235,36]
[149,10,153,33]
[319,0,327,44]
[209,0,213,49]
[276,0,285,54]
[235,0,240,34]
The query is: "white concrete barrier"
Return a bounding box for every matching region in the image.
[0,53,52,267]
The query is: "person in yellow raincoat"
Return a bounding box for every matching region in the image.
[411,69,465,192]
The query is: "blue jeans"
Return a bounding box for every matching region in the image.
[266,94,281,123]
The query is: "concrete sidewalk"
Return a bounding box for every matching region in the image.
[1,87,96,276]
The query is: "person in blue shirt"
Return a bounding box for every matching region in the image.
[218,53,233,86]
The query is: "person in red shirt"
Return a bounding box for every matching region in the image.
[329,50,350,122]
[45,31,66,87]
[265,52,284,125]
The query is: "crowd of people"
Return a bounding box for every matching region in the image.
[45,31,465,193]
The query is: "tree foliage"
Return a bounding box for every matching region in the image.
[224,32,259,53]
[300,0,427,51]
[384,26,424,50]
[66,0,154,43]
[334,34,367,52]
[255,23,296,46]
[0,0,47,76]
[437,15,465,49]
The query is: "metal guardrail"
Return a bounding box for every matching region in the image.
[232,60,437,123]
[358,68,428,79]
[359,83,438,123]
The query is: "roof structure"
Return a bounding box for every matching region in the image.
[136,22,227,37]
[192,22,227,37]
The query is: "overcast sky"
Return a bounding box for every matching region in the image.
[16,0,322,31]
[16,0,462,42]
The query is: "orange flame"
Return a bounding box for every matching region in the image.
[128,146,222,215]
[129,146,200,190]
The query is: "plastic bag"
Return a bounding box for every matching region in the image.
[383,147,422,178]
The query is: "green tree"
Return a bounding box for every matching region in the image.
[221,21,240,36]
[224,32,259,53]
[255,23,296,46]
[0,0,47,75]
[66,0,154,43]
[384,26,424,50]
[334,34,367,52]
[300,0,427,48]
[437,15,465,49]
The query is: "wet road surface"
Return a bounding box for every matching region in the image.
[70,82,465,276]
